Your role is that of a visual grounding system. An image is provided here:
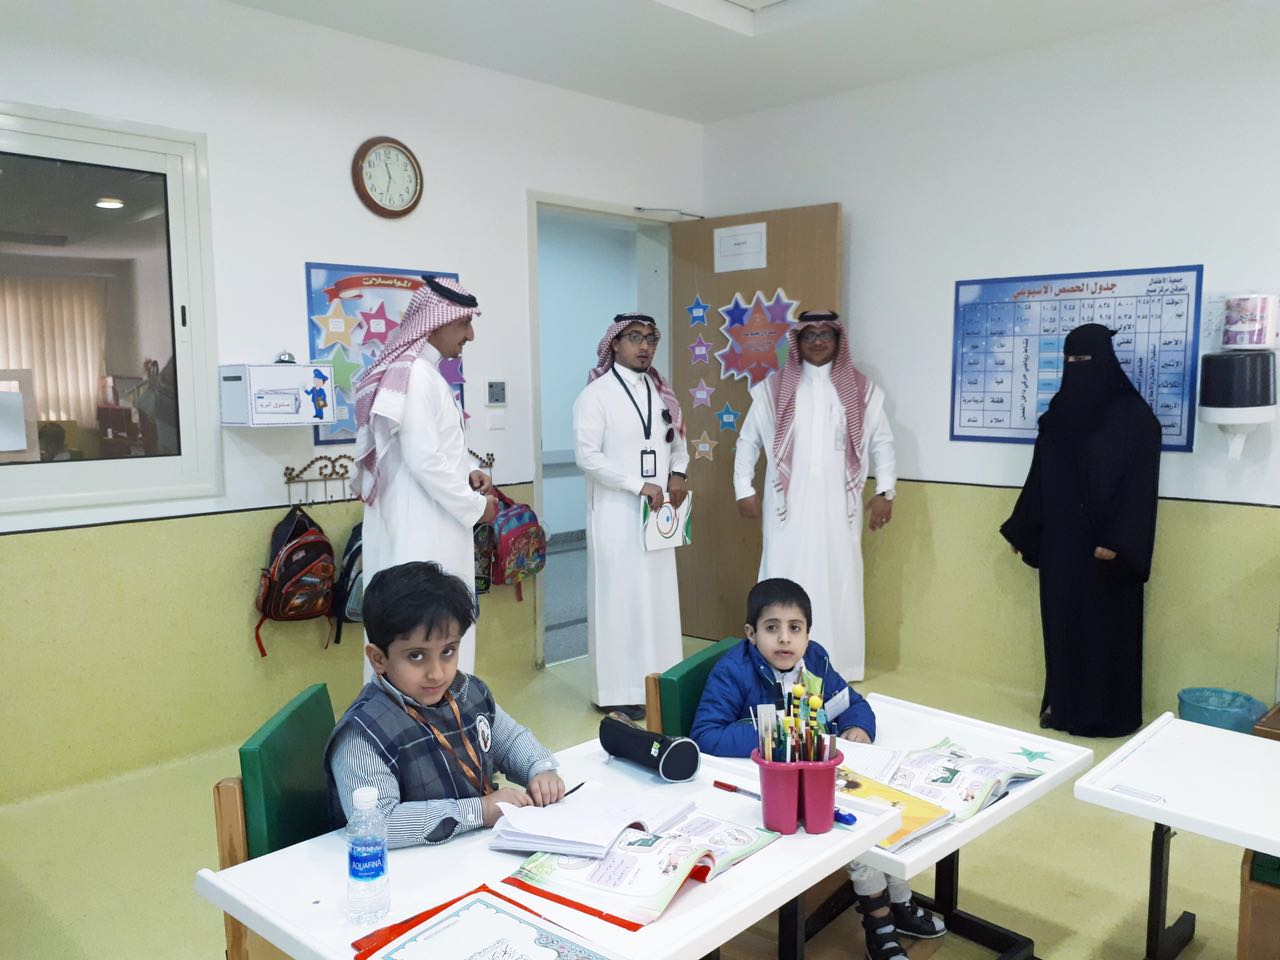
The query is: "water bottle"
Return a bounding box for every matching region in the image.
[345,786,390,924]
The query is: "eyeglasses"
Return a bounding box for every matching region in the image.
[799,329,837,343]
[621,331,660,346]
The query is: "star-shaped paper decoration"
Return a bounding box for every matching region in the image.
[765,289,798,327]
[311,299,360,350]
[439,357,465,387]
[319,343,366,395]
[719,293,749,328]
[689,334,712,365]
[689,378,716,408]
[686,295,709,326]
[692,430,718,462]
[716,291,791,386]
[1012,747,1053,764]
[716,402,741,432]
[359,300,401,347]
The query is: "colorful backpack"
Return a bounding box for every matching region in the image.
[330,521,364,645]
[488,488,546,601]
[253,506,335,657]
[472,521,495,596]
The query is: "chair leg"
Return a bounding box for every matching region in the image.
[644,673,662,732]
[214,778,251,960]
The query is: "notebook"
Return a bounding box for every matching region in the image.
[488,783,696,858]
[833,767,954,852]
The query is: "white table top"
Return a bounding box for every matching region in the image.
[1073,711,1280,857]
[196,739,901,960]
[715,693,1095,879]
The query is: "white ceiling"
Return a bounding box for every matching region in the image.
[232,0,1222,122]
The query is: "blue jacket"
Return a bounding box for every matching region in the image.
[691,639,876,758]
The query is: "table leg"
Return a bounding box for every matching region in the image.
[777,895,805,960]
[1145,823,1195,960]
[914,850,1039,960]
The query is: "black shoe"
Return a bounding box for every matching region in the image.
[863,918,909,960]
[608,704,647,722]
[891,899,946,939]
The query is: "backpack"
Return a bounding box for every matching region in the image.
[488,487,547,601]
[330,522,364,645]
[253,506,335,657]
[472,521,495,596]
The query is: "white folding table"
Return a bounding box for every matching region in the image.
[1074,711,1280,960]
[715,693,1095,960]
[195,739,901,960]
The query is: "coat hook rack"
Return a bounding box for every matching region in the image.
[469,448,496,473]
[284,454,357,505]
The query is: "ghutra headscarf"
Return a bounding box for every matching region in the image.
[586,313,686,440]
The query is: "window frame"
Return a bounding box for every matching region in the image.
[0,102,220,513]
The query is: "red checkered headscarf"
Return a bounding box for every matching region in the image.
[587,314,686,439]
[769,310,869,521]
[354,276,478,504]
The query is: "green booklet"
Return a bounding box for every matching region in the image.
[504,811,776,928]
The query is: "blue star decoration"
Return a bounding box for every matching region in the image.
[716,402,741,432]
[719,293,749,327]
[1013,747,1052,764]
[686,295,709,326]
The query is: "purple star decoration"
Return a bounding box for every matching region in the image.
[689,334,712,365]
[689,379,716,408]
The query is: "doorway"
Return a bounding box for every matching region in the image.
[533,204,671,665]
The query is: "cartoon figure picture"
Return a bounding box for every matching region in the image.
[304,368,329,420]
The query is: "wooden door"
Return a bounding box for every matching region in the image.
[671,203,842,640]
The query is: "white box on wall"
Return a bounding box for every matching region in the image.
[220,364,335,427]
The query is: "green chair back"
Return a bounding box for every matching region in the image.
[240,683,336,859]
[658,637,740,737]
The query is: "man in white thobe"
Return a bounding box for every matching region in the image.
[733,310,896,680]
[574,313,690,716]
[353,276,498,677]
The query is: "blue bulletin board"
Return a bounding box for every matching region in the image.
[950,265,1202,452]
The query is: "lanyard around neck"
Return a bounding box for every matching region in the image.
[612,365,653,441]
[388,688,492,796]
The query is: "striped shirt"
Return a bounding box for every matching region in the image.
[329,674,557,847]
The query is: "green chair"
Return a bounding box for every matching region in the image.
[644,636,740,736]
[213,683,336,960]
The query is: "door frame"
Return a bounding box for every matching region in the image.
[524,190,687,668]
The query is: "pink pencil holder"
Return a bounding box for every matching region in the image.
[796,749,843,834]
[751,750,801,835]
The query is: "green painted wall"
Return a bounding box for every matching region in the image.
[0,487,539,804]
[863,480,1279,719]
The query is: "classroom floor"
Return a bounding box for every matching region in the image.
[0,640,1246,960]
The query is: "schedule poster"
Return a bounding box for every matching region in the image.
[950,265,1202,451]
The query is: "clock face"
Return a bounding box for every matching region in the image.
[353,138,422,216]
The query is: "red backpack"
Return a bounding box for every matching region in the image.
[488,488,546,601]
[253,506,336,656]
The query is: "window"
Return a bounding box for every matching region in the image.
[0,104,218,513]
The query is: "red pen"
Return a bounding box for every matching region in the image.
[713,780,762,800]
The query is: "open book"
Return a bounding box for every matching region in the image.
[885,737,1044,821]
[488,783,696,858]
[504,811,777,928]
[833,767,954,852]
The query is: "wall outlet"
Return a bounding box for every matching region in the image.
[487,381,506,405]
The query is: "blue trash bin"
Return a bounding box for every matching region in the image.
[1177,687,1269,733]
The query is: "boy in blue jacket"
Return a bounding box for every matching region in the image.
[691,578,944,960]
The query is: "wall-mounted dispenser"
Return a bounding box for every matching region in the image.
[1198,348,1276,458]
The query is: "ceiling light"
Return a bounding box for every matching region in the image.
[95,197,124,209]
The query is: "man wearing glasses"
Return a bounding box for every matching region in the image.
[733,310,897,681]
[573,313,690,718]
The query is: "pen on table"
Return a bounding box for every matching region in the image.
[713,780,857,826]
[563,780,585,798]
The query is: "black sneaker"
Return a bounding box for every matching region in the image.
[891,900,946,939]
[863,919,909,960]
[608,704,647,722]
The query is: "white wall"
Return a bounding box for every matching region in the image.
[537,208,639,535]
[704,2,1280,506]
[0,0,702,532]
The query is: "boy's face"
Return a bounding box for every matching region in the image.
[365,621,462,706]
[745,602,810,672]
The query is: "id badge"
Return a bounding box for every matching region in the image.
[640,449,658,479]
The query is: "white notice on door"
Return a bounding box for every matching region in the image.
[714,222,767,273]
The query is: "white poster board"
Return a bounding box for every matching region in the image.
[0,369,39,463]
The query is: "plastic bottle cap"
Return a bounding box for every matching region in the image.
[352,787,379,810]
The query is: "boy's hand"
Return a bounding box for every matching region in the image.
[840,726,872,744]
[481,786,530,827]
[527,771,566,807]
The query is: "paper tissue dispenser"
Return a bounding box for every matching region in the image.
[1198,350,1276,458]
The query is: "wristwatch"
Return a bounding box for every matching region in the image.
[670,471,687,479]
[879,488,895,501]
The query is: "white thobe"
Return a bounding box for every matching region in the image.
[733,362,896,680]
[362,343,487,677]
[573,365,690,706]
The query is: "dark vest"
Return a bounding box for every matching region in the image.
[325,674,498,825]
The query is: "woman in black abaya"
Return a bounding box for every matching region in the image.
[1001,323,1161,737]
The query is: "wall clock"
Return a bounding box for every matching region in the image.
[351,136,423,218]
